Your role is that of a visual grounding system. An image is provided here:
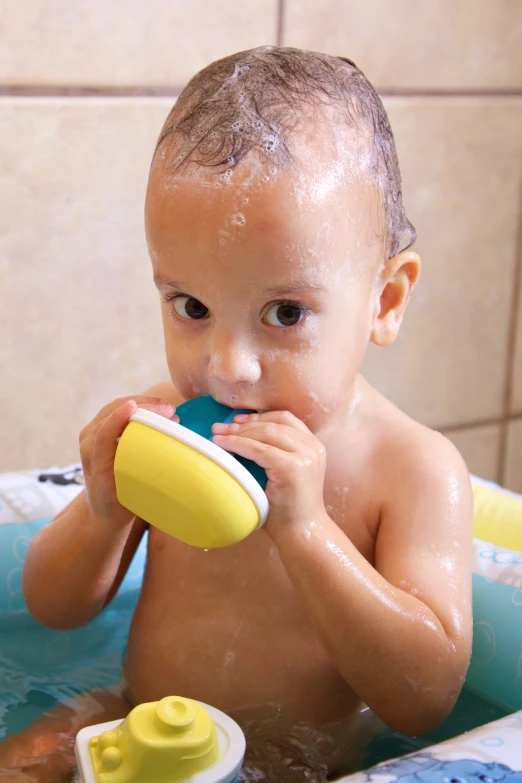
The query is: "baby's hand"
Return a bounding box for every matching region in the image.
[211,411,326,533]
[80,396,178,527]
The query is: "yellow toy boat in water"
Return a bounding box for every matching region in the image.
[75,696,245,783]
[114,396,269,550]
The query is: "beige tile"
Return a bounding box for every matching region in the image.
[504,419,522,494]
[2,97,521,469]
[444,425,501,483]
[511,262,522,414]
[0,97,173,470]
[284,0,522,90]
[362,98,522,428]
[0,0,277,87]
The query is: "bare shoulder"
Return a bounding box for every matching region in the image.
[143,381,185,408]
[356,381,472,515]
[375,395,473,521]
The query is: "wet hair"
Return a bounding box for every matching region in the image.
[154,46,416,257]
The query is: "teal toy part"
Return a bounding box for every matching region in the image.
[176,396,268,489]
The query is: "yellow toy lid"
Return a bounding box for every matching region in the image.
[114,410,269,548]
[130,409,268,525]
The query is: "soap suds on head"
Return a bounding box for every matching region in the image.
[152,46,416,259]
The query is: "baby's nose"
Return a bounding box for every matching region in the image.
[208,335,261,385]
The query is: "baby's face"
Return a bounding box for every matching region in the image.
[145,130,384,432]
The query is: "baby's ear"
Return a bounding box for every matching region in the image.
[370,251,421,347]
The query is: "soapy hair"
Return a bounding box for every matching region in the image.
[154,46,416,257]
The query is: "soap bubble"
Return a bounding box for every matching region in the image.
[231,213,246,226]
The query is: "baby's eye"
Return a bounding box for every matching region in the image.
[264,302,305,327]
[173,296,209,320]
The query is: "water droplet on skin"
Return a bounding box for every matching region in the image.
[224,651,236,668]
[231,213,246,226]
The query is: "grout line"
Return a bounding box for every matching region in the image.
[1,86,521,99]
[378,88,522,98]
[276,0,285,47]
[438,413,522,435]
[0,86,182,97]
[498,163,522,484]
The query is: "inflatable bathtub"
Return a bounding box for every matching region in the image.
[1,465,522,780]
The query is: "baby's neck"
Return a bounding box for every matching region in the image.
[315,374,366,438]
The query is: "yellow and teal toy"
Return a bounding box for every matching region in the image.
[114,396,269,549]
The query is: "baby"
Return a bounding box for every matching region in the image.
[0,47,473,782]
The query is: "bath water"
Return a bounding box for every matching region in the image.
[0,686,511,782]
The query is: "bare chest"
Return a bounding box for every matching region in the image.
[142,446,377,610]
[125,449,377,716]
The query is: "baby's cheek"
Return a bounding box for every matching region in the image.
[299,351,358,423]
[165,344,205,398]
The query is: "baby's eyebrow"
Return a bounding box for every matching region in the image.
[153,273,186,288]
[264,282,325,297]
[153,273,325,297]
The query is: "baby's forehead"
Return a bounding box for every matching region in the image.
[154,113,379,210]
[148,163,384,295]
[148,106,385,264]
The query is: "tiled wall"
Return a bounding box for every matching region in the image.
[1,1,521,492]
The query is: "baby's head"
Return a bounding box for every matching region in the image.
[145,46,420,431]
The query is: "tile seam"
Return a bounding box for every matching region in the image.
[438,413,522,435]
[276,0,285,46]
[0,87,521,98]
[498,161,522,483]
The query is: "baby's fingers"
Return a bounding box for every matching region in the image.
[212,421,301,453]
[233,409,311,434]
[212,433,288,473]
[92,400,174,472]
[91,400,140,473]
[137,402,179,422]
[89,395,170,427]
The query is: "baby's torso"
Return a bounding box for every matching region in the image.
[123,380,398,774]
[124,423,380,719]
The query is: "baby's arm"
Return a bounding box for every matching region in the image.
[23,390,179,630]
[278,432,473,735]
[212,413,473,736]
